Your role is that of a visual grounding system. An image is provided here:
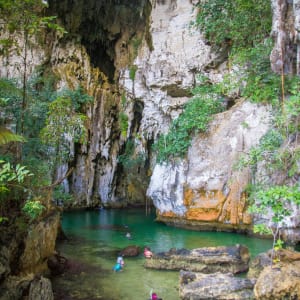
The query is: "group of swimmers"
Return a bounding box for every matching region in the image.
[112,246,153,272]
[112,248,162,299]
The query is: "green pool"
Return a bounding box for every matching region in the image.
[52,208,273,300]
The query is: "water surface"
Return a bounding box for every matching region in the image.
[53,208,273,300]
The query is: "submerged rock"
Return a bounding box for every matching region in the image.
[179,271,255,300]
[120,245,141,257]
[144,244,250,274]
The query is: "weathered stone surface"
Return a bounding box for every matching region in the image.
[254,261,300,300]
[120,245,141,257]
[0,274,34,300]
[19,212,60,274]
[147,101,272,231]
[247,252,272,279]
[47,254,68,276]
[28,276,54,300]
[248,248,300,280]
[270,0,300,75]
[144,244,250,274]
[179,271,255,300]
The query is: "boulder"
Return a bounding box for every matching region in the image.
[144,244,250,274]
[47,253,68,276]
[247,252,272,279]
[120,245,141,257]
[248,248,300,279]
[179,270,255,300]
[28,276,54,300]
[254,261,300,299]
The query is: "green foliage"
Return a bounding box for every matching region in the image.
[235,76,300,177]
[40,96,88,163]
[249,185,300,224]
[0,216,8,224]
[0,159,34,222]
[235,130,283,171]
[119,112,129,138]
[0,160,33,193]
[129,65,138,81]
[121,93,127,108]
[0,0,66,56]
[0,127,26,145]
[249,185,300,261]
[57,86,93,112]
[22,198,45,220]
[234,40,281,104]
[118,140,145,170]
[195,0,272,51]
[53,186,73,205]
[153,80,224,163]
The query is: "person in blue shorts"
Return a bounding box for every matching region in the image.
[113,254,125,272]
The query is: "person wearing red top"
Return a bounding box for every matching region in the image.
[144,247,153,258]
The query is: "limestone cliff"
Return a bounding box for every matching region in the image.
[47,0,300,240]
[1,0,299,242]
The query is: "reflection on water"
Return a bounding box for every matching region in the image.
[52,208,273,300]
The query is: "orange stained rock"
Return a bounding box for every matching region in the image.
[184,188,226,209]
[159,210,177,218]
[183,188,194,206]
[186,208,220,221]
[243,212,252,225]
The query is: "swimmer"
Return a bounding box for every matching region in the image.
[151,292,162,300]
[117,254,125,267]
[112,262,122,272]
[144,247,153,258]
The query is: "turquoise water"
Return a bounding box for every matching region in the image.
[52,208,273,300]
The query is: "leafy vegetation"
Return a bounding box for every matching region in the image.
[248,185,300,262]
[195,0,272,51]
[118,139,145,170]
[119,112,129,138]
[153,77,224,163]
[193,0,300,258]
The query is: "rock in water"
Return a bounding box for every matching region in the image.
[144,244,249,274]
[179,271,255,300]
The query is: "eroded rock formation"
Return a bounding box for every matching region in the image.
[179,271,255,300]
[144,244,250,274]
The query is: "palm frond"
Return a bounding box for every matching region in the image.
[0,127,26,145]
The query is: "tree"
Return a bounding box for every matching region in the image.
[0,0,66,160]
[248,185,300,264]
[40,95,89,179]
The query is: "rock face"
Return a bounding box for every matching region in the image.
[1,0,299,239]
[144,244,250,274]
[179,271,255,300]
[19,212,61,274]
[270,0,300,75]
[28,276,54,300]
[147,101,272,231]
[0,211,60,299]
[254,261,300,299]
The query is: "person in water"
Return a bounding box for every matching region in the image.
[151,292,162,300]
[117,254,125,266]
[125,232,132,239]
[113,254,125,272]
[144,247,153,258]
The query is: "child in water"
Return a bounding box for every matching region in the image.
[144,247,153,258]
[151,292,162,300]
[113,254,125,272]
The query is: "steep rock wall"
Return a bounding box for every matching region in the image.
[147,101,272,231]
